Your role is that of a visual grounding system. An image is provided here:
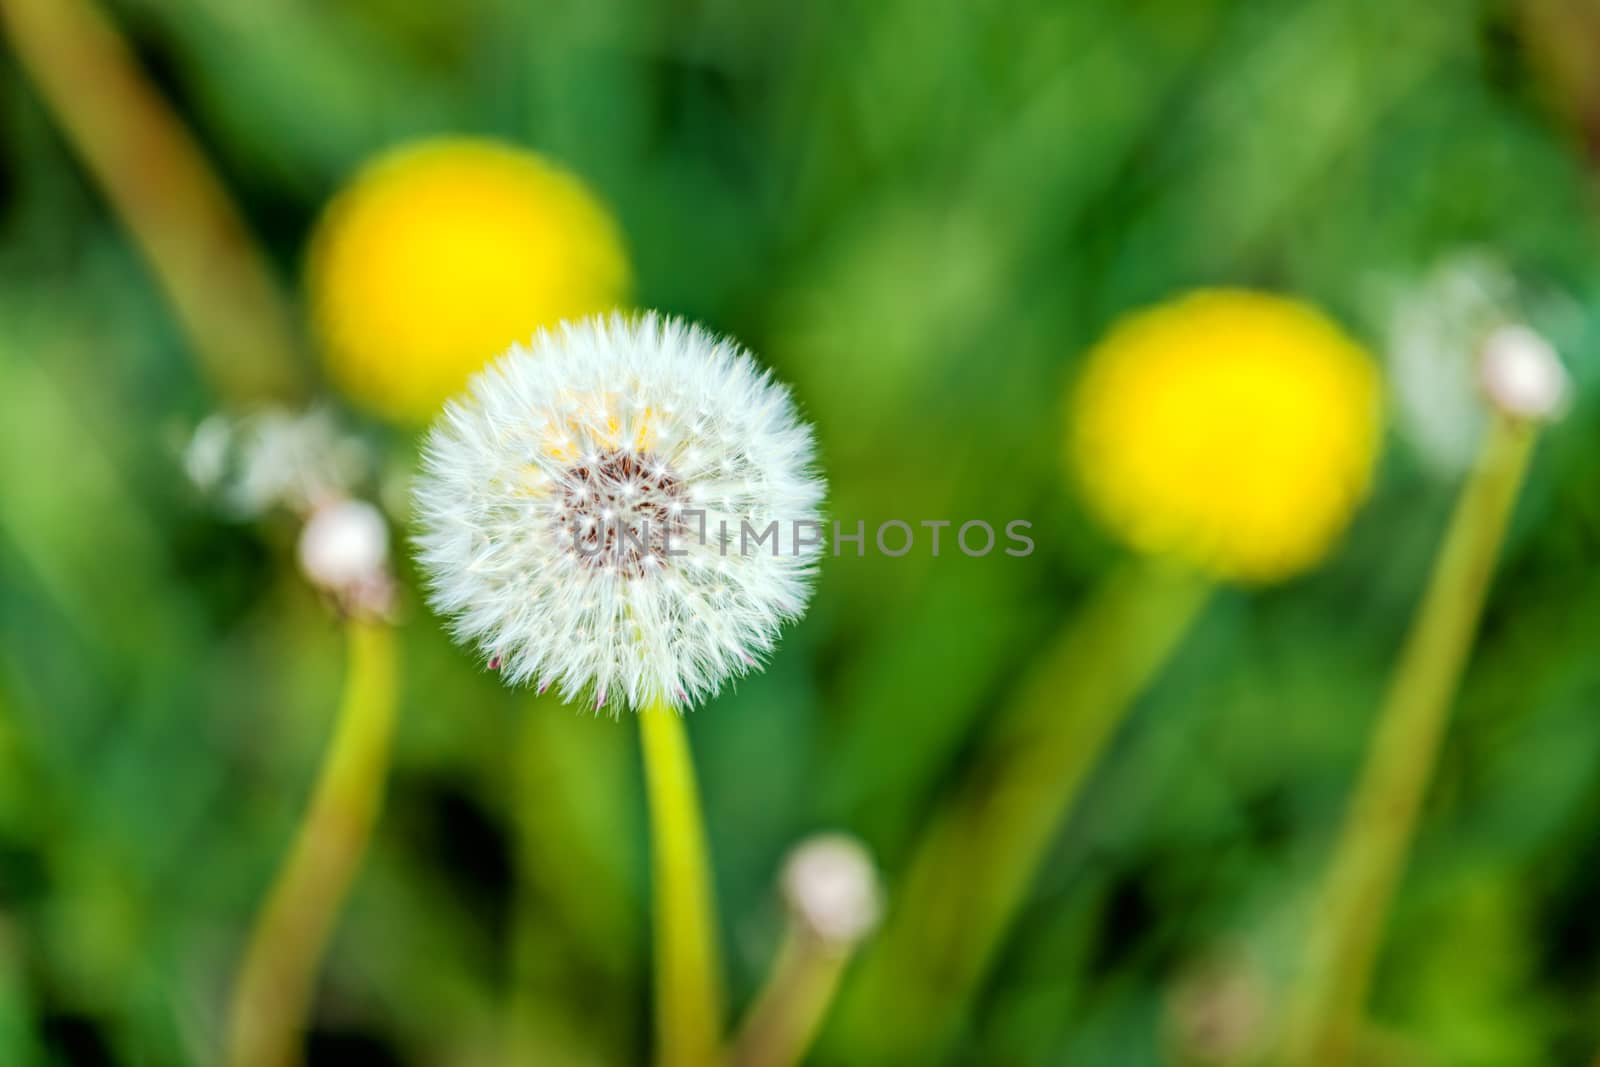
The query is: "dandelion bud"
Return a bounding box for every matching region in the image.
[1479,324,1568,422]
[780,834,882,948]
[297,498,393,617]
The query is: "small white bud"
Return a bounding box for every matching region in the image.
[298,498,390,594]
[1479,324,1568,421]
[780,834,882,947]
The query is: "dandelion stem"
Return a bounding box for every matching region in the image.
[1281,414,1537,1066]
[731,923,852,1067]
[839,560,1208,1059]
[0,0,304,404]
[639,699,724,1067]
[227,620,397,1067]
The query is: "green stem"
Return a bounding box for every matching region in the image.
[1281,415,1537,1066]
[639,699,723,1067]
[0,701,40,1064]
[731,925,851,1067]
[838,560,1209,1060]
[0,0,304,404]
[227,620,397,1067]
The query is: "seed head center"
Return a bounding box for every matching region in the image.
[555,449,685,576]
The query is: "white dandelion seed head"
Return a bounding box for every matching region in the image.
[780,833,882,947]
[1381,252,1577,469]
[184,406,371,518]
[413,312,825,711]
[1383,252,1515,474]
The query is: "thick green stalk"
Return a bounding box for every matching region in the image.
[639,700,723,1067]
[837,561,1209,1060]
[1281,415,1537,1066]
[227,620,397,1067]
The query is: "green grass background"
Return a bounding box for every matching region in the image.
[4,0,1600,1063]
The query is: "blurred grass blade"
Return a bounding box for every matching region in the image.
[227,620,397,1067]
[0,0,305,403]
[834,561,1209,1061]
[1282,415,1538,1066]
[509,698,641,1066]
[638,700,723,1067]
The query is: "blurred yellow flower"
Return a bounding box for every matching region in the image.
[307,138,630,422]
[1071,290,1381,583]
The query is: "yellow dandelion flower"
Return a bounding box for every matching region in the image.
[307,138,630,423]
[1071,289,1382,583]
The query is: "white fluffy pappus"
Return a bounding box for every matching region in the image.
[413,312,825,711]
